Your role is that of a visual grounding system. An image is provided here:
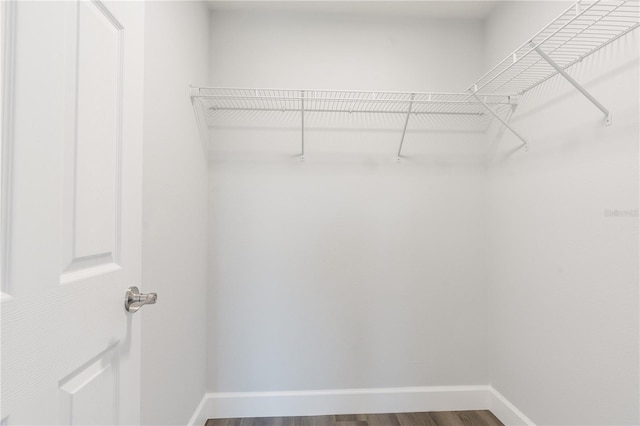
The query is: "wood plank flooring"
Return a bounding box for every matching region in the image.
[206,410,504,426]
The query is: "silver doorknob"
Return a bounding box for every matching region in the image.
[125,286,157,313]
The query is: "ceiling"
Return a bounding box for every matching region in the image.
[206,1,499,20]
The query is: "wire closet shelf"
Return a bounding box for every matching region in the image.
[190,89,514,159]
[191,0,640,158]
[470,0,639,96]
[191,88,511,117]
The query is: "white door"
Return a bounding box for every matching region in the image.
[1,1,146,425]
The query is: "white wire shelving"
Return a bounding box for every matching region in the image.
[469,0,640,146]
[192,0,640,159]
[190,88,514,159]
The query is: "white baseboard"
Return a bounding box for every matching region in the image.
[188,385,534,426]
[487,387,536,426]
[188,393,210,426]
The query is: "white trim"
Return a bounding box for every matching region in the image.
[487,387,536,426]
[187,393,210,426]
[187,385,535,426]
[1,0,16,296]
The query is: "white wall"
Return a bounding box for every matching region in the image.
[207,10,489,393]
[484,2,640,425]
[482,1,570,70]
[209,9,483,92]
[141,2,209,425]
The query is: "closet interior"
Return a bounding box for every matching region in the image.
[172,1,639,425]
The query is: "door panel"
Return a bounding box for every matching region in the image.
[58,345,119,426]
[71,0,120,262]
[61,0,123,281]
[1,1,144,425]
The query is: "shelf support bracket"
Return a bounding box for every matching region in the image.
[300,90,305,160]
[531,43,612,126]
[189,86,209,155]
[471,92,529,151]
[397,93,415,161]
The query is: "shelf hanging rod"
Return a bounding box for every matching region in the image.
[195,86,515,97]
[196,95,511,105]
[206,106,484,116]
[530,42,612,125]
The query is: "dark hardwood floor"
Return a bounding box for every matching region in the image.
[206,410,504,426]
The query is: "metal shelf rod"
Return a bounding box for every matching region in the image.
[207,107,484,116]
[197,95,511,105]
[195,86,515,97]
